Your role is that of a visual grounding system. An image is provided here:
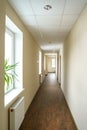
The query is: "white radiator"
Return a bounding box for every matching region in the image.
[9,97,24,130]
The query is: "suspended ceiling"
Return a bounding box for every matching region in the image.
[8,0,87,51]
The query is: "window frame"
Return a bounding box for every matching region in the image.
[5,15,23,106]
[5,27,16,94]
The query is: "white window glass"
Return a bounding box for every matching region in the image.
[52,59,56,68]
[5,29,14,64]
[5,29,15,93]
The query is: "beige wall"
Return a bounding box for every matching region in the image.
[0,0,6,129]
[58,45,64,85]
[58,53,61,84]
[0,1,41,130]
[44,55,47,73]
[63,5,87,130]
[42,51,45,80]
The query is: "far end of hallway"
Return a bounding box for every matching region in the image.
[19,73,77,130]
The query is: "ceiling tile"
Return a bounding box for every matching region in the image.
[27,25,42,42]
[64,0,86,14]
[61,15,78,26]
[8,0,34,15]
[42,31,66,42]
[84,0,87,4]
[30,0,65,15]
[57,31,68,38]
[36,16,62,26]
[43,31,59,37]
[64,7,84,15]
[59,25,72,32]
[65,0,86,7]
[41,43,62,51]
[20,15,37,26]
[8,0,87,52]
[39,26,59,33]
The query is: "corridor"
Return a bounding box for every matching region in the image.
[19,73,77,130]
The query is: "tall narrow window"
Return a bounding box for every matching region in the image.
[52,58,56,68]
[5,28,15,93]
[5,16,23,96]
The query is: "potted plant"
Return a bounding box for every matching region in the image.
[4,59,18,91]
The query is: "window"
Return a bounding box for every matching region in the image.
[5,16,23,96]
[52,58,56,68]
[5,28,15,93]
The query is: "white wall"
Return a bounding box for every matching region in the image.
[0,1,41,130]
[62,5,87,130]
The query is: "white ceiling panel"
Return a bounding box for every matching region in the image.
[8,0,87,51]
[65,0,86,7]
[30,0,65,15]
[41,44,61,51]
[39,26,59,33]
[36,16,62,26]
[20,15,37,26]
[42,31,67,42]
[64,7,84,15]
[57,32,68,40]
[42,31,59,37]
[61,15,78,26]
[9,0,34,15]
[27,26,41,41]
[64,0,87,14]
[59,25,72,32]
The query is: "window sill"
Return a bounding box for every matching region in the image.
[5,88,24,107]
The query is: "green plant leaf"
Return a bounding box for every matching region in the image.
[4,59,18,89]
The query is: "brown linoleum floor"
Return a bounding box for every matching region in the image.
[19,73,77,130]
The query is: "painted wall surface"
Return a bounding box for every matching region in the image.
[58,45,64,85]
[63,6,87,130]
[42,51,45,80]
[43,55,48,74]
[0,0,6,129]
[0,1,41,130]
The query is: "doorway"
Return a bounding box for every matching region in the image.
[44,53,58,77]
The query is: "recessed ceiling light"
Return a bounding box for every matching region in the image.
[44,5,52,10]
